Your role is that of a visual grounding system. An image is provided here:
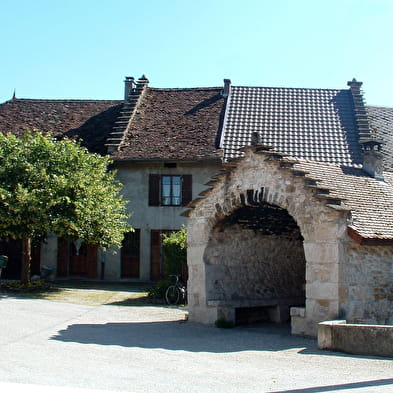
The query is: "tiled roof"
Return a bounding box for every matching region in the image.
[291,159,393,241]
[111,88,225,161]
[367,106,393,171]
[0,98,122,155]
[221,86,363,165]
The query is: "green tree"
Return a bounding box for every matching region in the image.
[0,132,131,283]
[161,226,187,276]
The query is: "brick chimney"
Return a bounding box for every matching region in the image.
[124,77,135,101]
[222,79,231,97]
[348,78,384,180]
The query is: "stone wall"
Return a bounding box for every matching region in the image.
[187,148,348,334]
[204,224,306,303]
[340,241,393,324]
[187,148,393,334]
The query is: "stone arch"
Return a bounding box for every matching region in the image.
[205,199,306,325]
[186,147,349,336]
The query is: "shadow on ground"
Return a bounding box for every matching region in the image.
[51,320,314,353]
[49,319,380,360]
[51,318,393,360]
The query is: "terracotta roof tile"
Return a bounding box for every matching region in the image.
[111,88,225,161]
[292,159,393,240]
[0,98,122,155]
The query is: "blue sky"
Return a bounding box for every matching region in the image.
[1,0,393,106]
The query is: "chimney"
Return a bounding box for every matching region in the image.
[347,78,371,142]
[251,132,261,145]
[124,77,135,101]
[136,74,149,90]
[361,140,384,181]
[348,78,384,180]
[222,79,231,97]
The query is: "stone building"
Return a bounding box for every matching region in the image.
[0,76,392,336]
[183,79,393,335]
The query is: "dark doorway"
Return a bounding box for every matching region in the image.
[0,239,41,279]
[121,229,140,278]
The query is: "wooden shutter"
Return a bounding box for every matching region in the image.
[182,175,192,206]
[149,174,160,206]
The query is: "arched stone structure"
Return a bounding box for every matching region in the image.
[186,147,350,336]
[205,202,306,325]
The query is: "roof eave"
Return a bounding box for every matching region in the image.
[111,157,223,164]
[347,227,393,246]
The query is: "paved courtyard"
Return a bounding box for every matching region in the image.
[0,296,392,393]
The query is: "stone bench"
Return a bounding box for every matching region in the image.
[207,297,304,324]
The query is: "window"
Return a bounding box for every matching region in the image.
[162,175,181,205]
[149,174,192,206]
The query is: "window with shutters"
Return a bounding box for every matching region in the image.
[161,175,181,205]
[149,174,192,206]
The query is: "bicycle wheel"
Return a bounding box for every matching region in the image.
[165,285,180,305]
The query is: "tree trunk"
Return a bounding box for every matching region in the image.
[21,237,31,284]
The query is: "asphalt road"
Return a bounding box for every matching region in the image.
[0,296,392,393]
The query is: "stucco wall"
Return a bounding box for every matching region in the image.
[109,161,221,280]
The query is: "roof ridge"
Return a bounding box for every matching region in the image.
[232,85,346,92]
[366,104,393,110]
[150,87,221,91]
[7,98,122,103]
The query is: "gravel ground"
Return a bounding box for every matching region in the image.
[0,296,392,393]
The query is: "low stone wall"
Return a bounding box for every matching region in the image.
[318,320,393,357]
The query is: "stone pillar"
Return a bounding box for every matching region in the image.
[187,217,218,324]
[292,239,342,336]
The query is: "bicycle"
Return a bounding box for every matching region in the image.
[165,275,187,305]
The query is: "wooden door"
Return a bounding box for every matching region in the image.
[69,242,97,278]
[57,238,69,277]
[58,240,97,279]
[121,229,140,278]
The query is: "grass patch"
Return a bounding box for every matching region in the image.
[0,280,151,306]
[1,280,57,293]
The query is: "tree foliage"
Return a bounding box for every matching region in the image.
[161,226,187,276]
[0,132,131,281]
